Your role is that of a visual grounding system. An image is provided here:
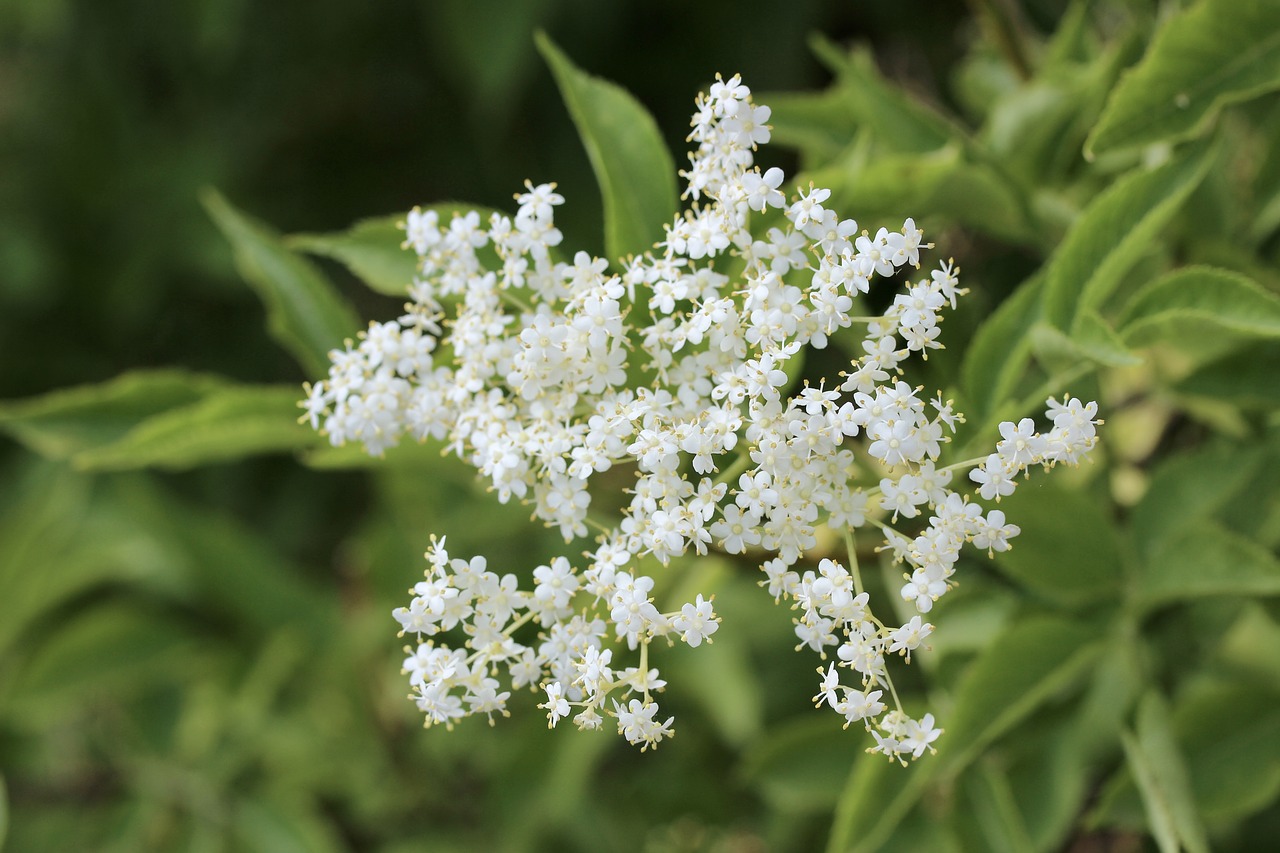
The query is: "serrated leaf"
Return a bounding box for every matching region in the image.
[71,384,320,471]
[202,189,360,376]
[1120,692,1210,853]
[1086,0,1280,157]
[990,480,1124,605]
[535,33,676,262]
[1138,519,1280,608]
[0,370,228,461]
[1119,266,1280,345]
[1042,140,1215,331]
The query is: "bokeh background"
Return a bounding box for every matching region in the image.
[6,1,1279,851]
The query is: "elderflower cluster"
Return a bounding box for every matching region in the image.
[302,74,1100,758]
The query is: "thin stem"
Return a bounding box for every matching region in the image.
[843,528,865,597]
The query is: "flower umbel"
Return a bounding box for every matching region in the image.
[305,73,1101,758]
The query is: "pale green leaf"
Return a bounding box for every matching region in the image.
[1029,312,1141,372]
[71,384,320,471]
[1121,692,1210,853]
[1120,266,1280,345]
[0,370,228,461]
[1138,519,1280,608]
[812,145,1034,245]
[535,33,676,262]
[1042,140,1215,331]
[1086,0,1280,157]
[202,189,360,376]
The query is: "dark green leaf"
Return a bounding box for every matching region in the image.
[811,36,959,154]
[938,616,1103,776]
[71,384,318,471]
[1086,0,1280,157]
[990,479,1124,605]
[6,604,203,716]
[1120,266,1280,345]
[0,370,228,461]
[203,189,360,376]
[1130,442,1263,559]
[827,752,935,853]
[1120,692,1210,853]
[1042,140,1215,331]
[535,33,676,262]
[1174,342,1280,408]
[741,716,865,813]
[1137,520,1280,608]
[959,272,1044,428]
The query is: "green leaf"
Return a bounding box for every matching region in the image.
[1086,0,1280,157]
[232,797,344,853]
[811,36,959,154]
[1042,140,1215,331]
[71,384,318,471]
[1130,442,1264,558]
[812,145,1034,245]
[0,773,7,853]
[534,33,676,262]
[741,716,865,813]
[1120,266,1280,345]
[938,617,1103,776]
[1029,312,1141,372]
[990,480,1124,605]
[959,272,1044,428]
[827,753,935,853]
[0,370,228,461]
[758,87,861,168]
[1137,519,1280,609]
[961,761,1035,853]
[290,204,508,297]
[290,214,417,297]
[0,465,164,658]
[1174,342,1280,409]
[1173,678,1280,823]
[6,604,203,716]
[202,189,360,376]
[1120,692,1210,853]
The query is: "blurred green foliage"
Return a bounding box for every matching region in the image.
[3,0,1280,851]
